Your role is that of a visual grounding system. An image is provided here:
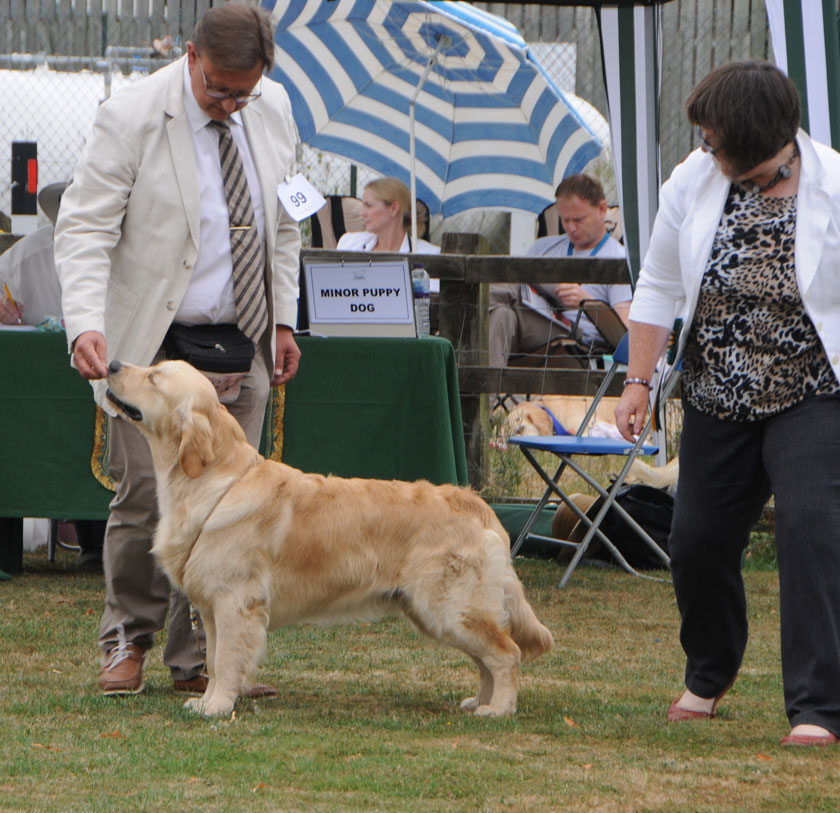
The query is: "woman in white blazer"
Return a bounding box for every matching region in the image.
[616,61,840,747]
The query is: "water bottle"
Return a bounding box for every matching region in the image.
[411,264,431,337]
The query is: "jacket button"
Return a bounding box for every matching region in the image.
[166,301,176,311]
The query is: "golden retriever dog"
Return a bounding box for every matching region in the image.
[496,396,621,445]
[625,457,680,494]
[105,360,553,718]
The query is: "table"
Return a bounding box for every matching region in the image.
[0,331,466,573]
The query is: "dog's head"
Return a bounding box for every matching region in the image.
[106,359,220,478]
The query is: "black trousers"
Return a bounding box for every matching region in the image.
[670,395,840,734]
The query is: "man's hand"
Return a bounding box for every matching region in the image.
[0,295,23,325]
[271,325,300,386]
[72,331,110,380]
[614,384,651,442]
[552,282,588,310]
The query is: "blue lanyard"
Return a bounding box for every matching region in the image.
[566,232,610,256]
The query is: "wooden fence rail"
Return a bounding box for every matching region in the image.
[300,246,631,486]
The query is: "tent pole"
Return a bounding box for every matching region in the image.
[410,35,446,248]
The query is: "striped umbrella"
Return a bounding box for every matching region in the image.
[267,0,601,239]
[765,0,840,150]
[597,3,661,286]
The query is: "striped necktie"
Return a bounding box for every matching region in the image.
[208,120,268,342]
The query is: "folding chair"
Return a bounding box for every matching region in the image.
[508,333,681,587]
[309,195,364,248]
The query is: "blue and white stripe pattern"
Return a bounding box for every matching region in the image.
[598,3,661,286]
[267,0,601,217]
[765,0,840,151]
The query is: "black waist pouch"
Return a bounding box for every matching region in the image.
[163,323,255,374]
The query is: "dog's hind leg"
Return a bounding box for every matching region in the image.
[459,655,494,712]
[453,614,520,717]
[406,599,520,717]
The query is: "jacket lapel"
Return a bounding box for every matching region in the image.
[794,131,830,295]
[687,159,729,291]
[242,105,277,265]
[164,58,201,251]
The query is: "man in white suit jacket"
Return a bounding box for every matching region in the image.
[54,5,301,698]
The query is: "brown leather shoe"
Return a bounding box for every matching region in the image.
[173,672,278,699]
[780,732,839,747]
[99,643,148,696]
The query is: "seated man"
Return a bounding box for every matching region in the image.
[489,173,631,367]
[0,183,66,326]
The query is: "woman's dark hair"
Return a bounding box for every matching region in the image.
[193,3,274,73]
[686,60,800,175]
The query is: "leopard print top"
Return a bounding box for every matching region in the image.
[682,184,840,421]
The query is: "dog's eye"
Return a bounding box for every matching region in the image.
[148,373,157,386]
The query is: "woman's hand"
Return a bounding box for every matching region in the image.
[615,384,652,442]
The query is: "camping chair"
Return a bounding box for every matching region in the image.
[309,195,364,248]
[507,333,681,587]
[507,298,627,370]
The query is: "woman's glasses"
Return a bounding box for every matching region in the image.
[696,126,720,156]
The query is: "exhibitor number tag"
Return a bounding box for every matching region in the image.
[276,174,326,222]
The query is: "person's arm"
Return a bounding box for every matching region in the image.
[262,80,303,386]
[612,299,631,327]
[551,282,588,310]
[54,95,137,379]
[0,287,23,324]
[272,326,300,386]
[614,321,672,441]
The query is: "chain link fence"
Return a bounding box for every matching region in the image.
[1,35,611,249]
[2,4,766,239]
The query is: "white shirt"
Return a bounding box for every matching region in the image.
[336,230,440,255]
[336,230,441,291]
[176,58,267,325]
[0,225,63,325]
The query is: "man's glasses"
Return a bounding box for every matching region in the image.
[197,54,262,106]
[696,126,719,156]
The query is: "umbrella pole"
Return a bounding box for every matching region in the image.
[409,37,446,249]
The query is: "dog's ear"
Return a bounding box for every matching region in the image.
[178,408,215,478]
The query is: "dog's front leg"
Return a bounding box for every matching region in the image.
[183,604,218,715]
[188,591,269,717]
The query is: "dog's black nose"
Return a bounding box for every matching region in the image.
[108,360,123,375]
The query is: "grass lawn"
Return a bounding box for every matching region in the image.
[1,546,835,812]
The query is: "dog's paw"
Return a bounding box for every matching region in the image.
[473,704,516,718]
[183,697,206,714]
[460,696,480,712]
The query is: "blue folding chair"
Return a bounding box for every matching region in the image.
[508,333,680,587]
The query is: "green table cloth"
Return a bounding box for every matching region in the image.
[0,330,466,571]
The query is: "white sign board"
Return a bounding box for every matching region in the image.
[303,258,416,337]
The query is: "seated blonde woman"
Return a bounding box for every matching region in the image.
[337,177,440,255]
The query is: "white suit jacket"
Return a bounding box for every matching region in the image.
[54,57,301,408]
[630,129,840,382]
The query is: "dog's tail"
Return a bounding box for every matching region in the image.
[485,530,554,661]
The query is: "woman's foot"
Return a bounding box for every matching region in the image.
[667,680,735,722]
[780,724,839,747]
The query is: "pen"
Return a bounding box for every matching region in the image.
[3,282,22,324]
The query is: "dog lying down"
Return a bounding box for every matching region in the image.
[105,359,553,718]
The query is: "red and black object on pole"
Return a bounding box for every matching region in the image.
[11,141,38,216]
